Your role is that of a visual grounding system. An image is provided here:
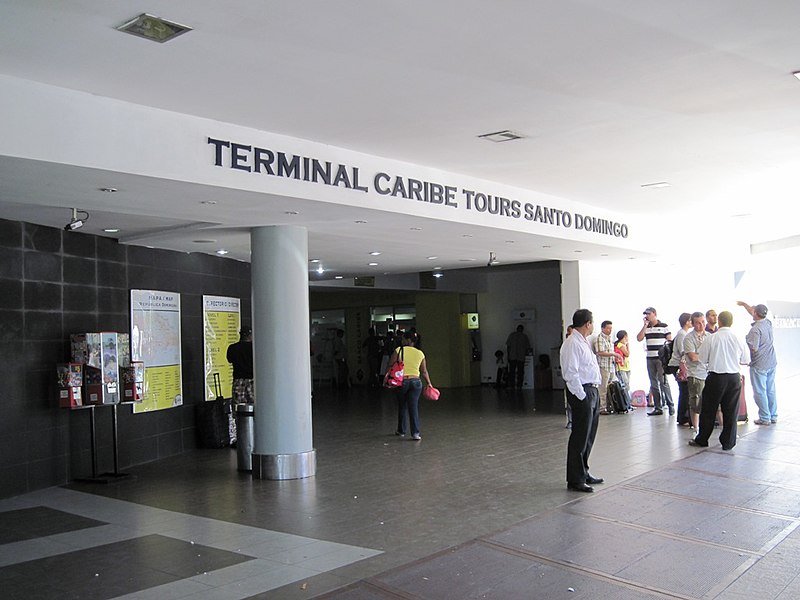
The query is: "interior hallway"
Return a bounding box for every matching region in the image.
[1,377,797,599]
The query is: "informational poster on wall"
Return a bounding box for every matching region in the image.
[130,289,183,413]
[203,295,240,401]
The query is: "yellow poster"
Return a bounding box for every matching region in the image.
[203,295,240,401]
[130,290,183,413]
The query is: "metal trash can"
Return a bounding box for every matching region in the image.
[235,404,255,472]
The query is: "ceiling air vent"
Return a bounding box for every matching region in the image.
[478,130,525,143]
[116,14,192,43]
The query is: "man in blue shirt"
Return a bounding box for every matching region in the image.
[738,301,778,425]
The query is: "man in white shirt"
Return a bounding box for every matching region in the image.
[689,311,749,451]
[560,309,603,493]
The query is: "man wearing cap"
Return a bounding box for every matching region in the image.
[737,301,778,425]
[560,309,604,493]
[689,311,749,451]
[636,307,675,416]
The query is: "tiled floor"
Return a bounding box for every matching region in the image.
[1,377,797,599]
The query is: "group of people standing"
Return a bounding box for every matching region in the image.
[561,301,778,493]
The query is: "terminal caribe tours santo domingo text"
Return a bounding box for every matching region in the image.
[208,137,629,238]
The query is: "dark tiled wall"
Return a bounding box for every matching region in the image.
[0,218,251,498]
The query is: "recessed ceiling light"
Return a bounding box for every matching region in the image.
[427,256,438,260]
[410,227,422,231]
[369,251,381,256]
[574,250,582,253]
[216,249,229,255]
[193,239,216,244]
[433,266,442,270]
[284,210,299,215]
[542,245,551,249]
[628,257,636,260]
[640,182,671,189]
[316,265,325,274]
[505,240,515,244]
[355,220,367,224]
[116,13,192,43]
[459,258,477,262]
[368,262,378,266]
[309,258,320,263]
[478,130,525,143]
[335,276,343,280]
[200,200,217,205]
[461,234,473,238]
[600,253,608,257]
[99,187,117,193]
[433,272,444,278]
[103,228,120,233]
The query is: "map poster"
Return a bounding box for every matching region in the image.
[203,295,240,402]
[130,289,183,413]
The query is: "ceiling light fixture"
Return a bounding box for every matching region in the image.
[316,265,325,274]
[355,220,367,224]
[200,200,217,205]
[193,239,216,244]
[793,71,800,81]
[284,210,299,215]
[116,13,192,43]
[410,227,422,231]
[64,208,89,231]
[103,228,120,233]
[99,187,117,193]
[216,249,229,255]
[369,251,381,256]
[640,182,671,189]
[433,272,444,278]
[368,262,378,266]
[335,276,343,280]
[478,130,525,143]
[309,258,320,263]
[426,256,438,260]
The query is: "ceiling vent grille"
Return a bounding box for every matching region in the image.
[116,14,192,43]
[478,130,525,143]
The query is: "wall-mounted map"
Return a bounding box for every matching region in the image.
[130,289,183,413]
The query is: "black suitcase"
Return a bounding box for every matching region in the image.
[607,380,628,414]
[195,373,230,448]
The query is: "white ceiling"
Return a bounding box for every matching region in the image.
[1,0,799,277]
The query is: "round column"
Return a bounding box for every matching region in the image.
[250,225,315,479]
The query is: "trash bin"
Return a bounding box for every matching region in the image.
[235,403,254,472]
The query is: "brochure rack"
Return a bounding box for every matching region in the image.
[61,332,139,483]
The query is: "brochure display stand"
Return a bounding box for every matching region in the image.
[61,332,139,483]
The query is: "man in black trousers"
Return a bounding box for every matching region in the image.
[560,309,604,493]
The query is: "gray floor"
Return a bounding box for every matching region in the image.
[1,377,796,599]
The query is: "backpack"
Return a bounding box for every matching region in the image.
[658,340,678,374]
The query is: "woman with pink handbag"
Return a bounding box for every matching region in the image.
[387,331,433,441]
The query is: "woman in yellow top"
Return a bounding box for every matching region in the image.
[389,331,432,441]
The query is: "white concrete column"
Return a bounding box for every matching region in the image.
[250,226,315,479]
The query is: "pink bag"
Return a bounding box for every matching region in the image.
[383,347,404,388]
[631,389,647,407]
[423,386,440,401]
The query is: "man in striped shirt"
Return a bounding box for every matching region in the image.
[636,307,674,416]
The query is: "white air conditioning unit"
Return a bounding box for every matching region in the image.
[512,308,536,322]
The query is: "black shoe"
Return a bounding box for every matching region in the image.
[647,409,663,416]
[668,407,675,416]
[586,475,604,485]
[721,446,734,451]
[688,439,708,448]
[567,483,594,493]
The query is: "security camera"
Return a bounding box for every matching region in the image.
[63,208,88,232]
[64,219,84,231]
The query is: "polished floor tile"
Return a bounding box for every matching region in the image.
[1,379,797,598]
